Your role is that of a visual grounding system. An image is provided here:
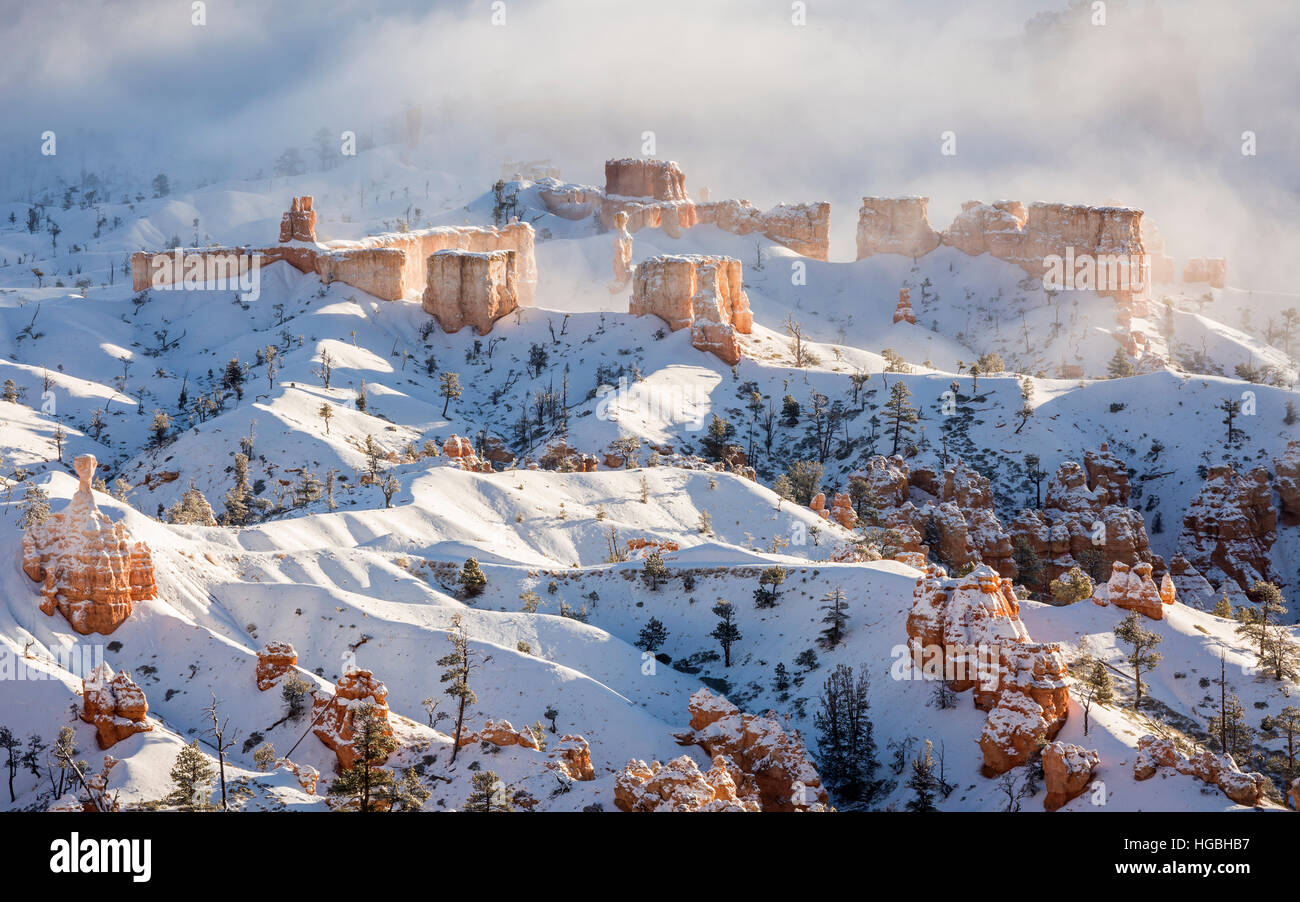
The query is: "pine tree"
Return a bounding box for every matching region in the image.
[814,663,880,807]
[148,410,171,448]
[458,558,487,598]
[1107,347,1135,378]
[166,481,217,525]
[166,740,215,809]
[438,614,479,763]
[1049,566,1094,604]
[710,601,741,667]
[223,453,255,525]
[391,767,431,812]
[327,704,398,812]
[905,739,939,812]
[440,372,463,417]
[781,394,800,426]
[1012,537,1044,594]
[635,617,668,653]
[641,551,669,591]
[20,482,50,529]
[773,663,791,697]
[1212,594,1233,618]
[318,403,334,434]
[222,357,244,401]
[884,381,918,455]
[463,770,512,812]
[1207,689,1253,763]
[818,587,849,649]
[1114,612,1162,710]
[753,566,788,608]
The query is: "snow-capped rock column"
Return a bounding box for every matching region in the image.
[422,249,519,335]
[22,454,156,635]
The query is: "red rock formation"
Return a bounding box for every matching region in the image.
[538,441,598,472]
[1290,776,1299,811]
[1178,465,1275,589]
[312,669,394,771]
[135,206,537,305]
[856,196,941,260]
[276,759,321,796]
[278,196,317,243]
[456,719,540,750]
[1009,447,1160,587]
[81,664,152,750]
[892,287,916,324]
[1133,735,1267,806]
[605,158,688,201]
[614,755,760,812]
[255,641,298,691]
[1091,561,1174,619]
[1274,440,1300,523]
[1183,257,1226,288]
[673,688,828,811]
[943,200,1148,310]
[906,565,1070,774]
[630,255,753,365]
[625,537,679,558]
[609,210,634,292]
[23,455,156,635]
[549,734,595,782]
[441,434,493,473]
[1042,742,1099,811]
[829,492,857,529]
[1140,219,1177,284]
[601,195,829,260]
[537,179,603,220]
[422,249,519,335]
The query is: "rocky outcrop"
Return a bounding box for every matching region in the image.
[906,564,1070,775]
[1291,776,1299,811]
[610,210,634,292]
[614,755,760,812]
[134,200,537,304]
[456,719,540,750]
[892,287,916,324]
[1133,735,1267,806]
[422,249,519,334]
[1178,465,1275,589]
[1042,741,1099,811]
[537,179,603,220]
[882,459,1014,577]
[605,158,688,201]
[856,197,941,260]
[441,434,493,473]
[1140,219,1177,284]
[312,669,393,771]
[1183,257,1226,289]
[537,440,599,472]
[630,255,753,365]
[942,200,1148,311]
[1009,446,1160,588]
[1091,561,1175,619]
[255,641,298,691]
[550,734,595,781]
[811,491,858,530]
[1274,440,1300,523]
[278,196,317,243]
[81,664,152,750]
[672,688,827,811]
[695,200,830,260]
[23,455,156,635]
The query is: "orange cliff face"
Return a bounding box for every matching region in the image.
[81,664,152,750]
[312,668,394,771]
[132,196,537,307]
[630,255,752,365]
[22,455,156,636]
[905,564,1070,775]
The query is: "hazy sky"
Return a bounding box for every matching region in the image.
[1,0,1296,282]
